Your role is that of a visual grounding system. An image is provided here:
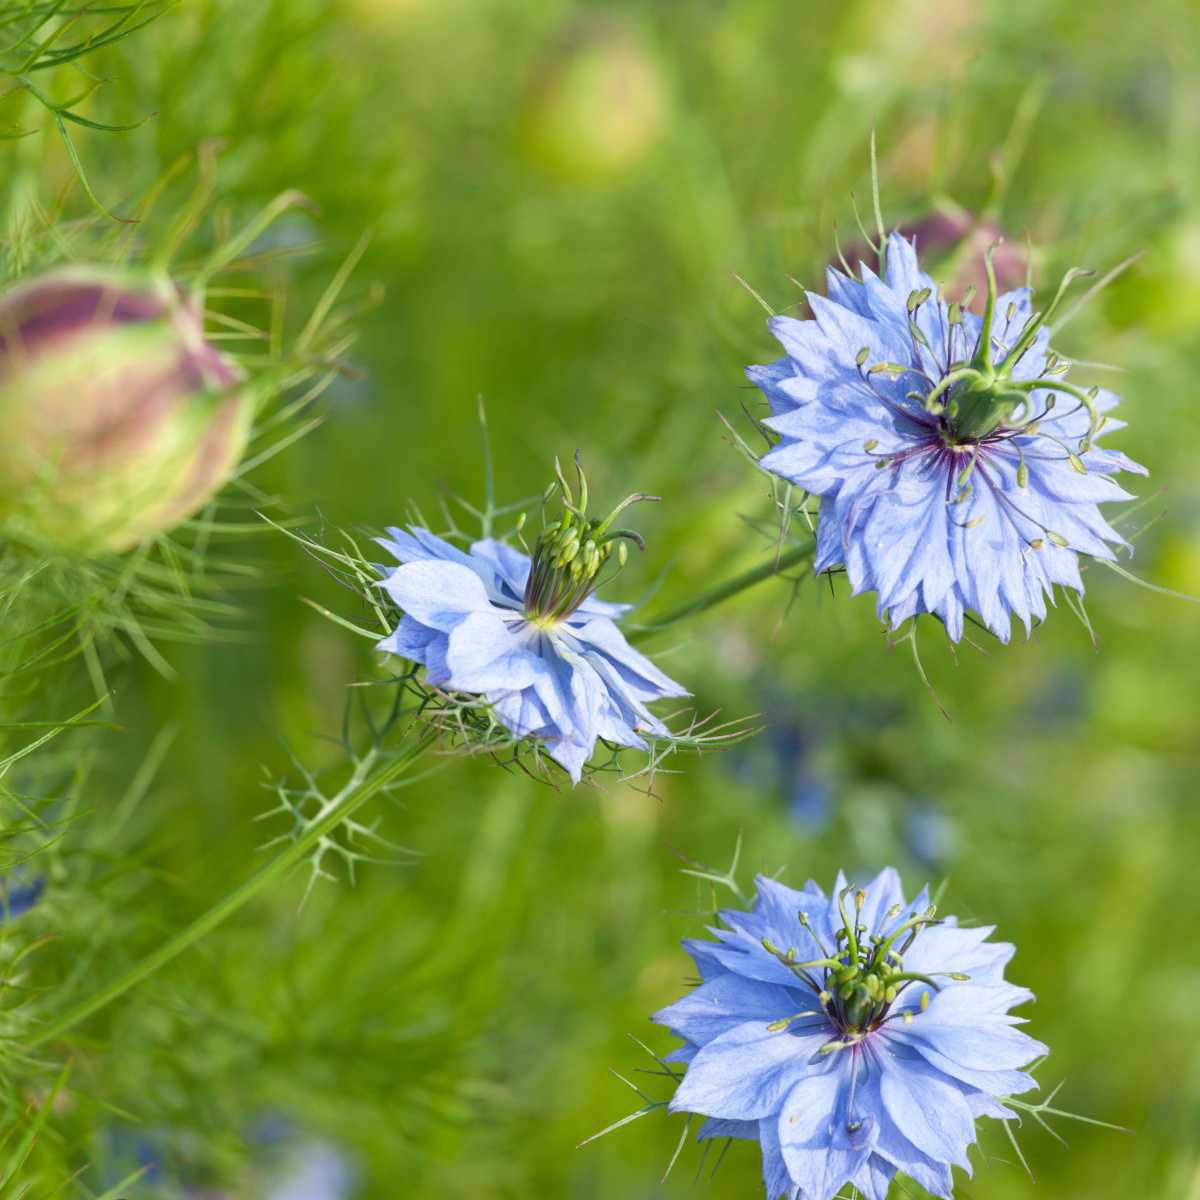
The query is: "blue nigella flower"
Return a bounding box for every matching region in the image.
[654,868,1045,1200]
[375,461,687,783]
[1,871,44,921]
[748,234,1147,641]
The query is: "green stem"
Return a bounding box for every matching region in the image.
[4,88,48,276]
[630,539,814,640]
[30,727,438,1048]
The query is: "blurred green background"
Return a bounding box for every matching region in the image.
[6,0,1200,1196]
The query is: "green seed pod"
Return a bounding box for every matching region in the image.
[843,982,873,1030]
[0,266,253,554]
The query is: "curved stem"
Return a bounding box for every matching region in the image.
[630,538,815,640]
[30,727,438,1049]
[923,366,982,414]
[1019,377,1101,441]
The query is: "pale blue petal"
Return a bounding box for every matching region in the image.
[778,1064,876,1199]
[377,526,476,570]
[683,938,728,981]
[568,617,689,699]
[443,611,542,692]
[902,925,1015,984]
[469,537,531,601]
[669,1023,828,1121]
[529,640,607,783]
[652,972,798,1046]
[382,560,493,631]
[697,1117,758,1141]
[663,1042,698,1064]
[886,1030,1038,1096]
[853,867,906,939]
[853,1155,897,1200]
[759,1120,798,1200]
[376,615,439,662]
[747,359,808,417]
[879,1051,976,1169]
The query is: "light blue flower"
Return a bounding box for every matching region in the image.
[0,871,43,921]
[265,1140,354,1200]
[375,475,687,783]
[654,868,1045,1200]
[748,234,1146,642]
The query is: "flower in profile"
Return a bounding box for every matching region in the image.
[748,233,1146,641]
[655,868,1044,1200]
[375,457,687,783]
[0,267,251,553]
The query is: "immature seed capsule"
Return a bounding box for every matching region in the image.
[0,267,252,553]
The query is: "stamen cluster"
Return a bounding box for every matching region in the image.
[762,889,965,1051]
[523,456,656,623]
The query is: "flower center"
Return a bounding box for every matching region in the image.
[523,519,611,622]
[941,369,1030,442]
[831,251,1117,569]
[819,890,949,1038]
[521,453,657,622]
[856,249,1105,482]
[761,888,968,1049]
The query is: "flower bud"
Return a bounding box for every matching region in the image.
[0,267,252,553]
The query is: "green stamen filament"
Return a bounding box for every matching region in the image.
[934,247,1096,442]
[522,452,658,623]
[763,896,967,1041]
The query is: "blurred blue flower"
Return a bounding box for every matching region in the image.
[730,703,834,835]
[376,525,687,783]
[655,868,1044,1200]
[749,233,1146,642]
[265,1140,354,1200]
[1,872,44,920]
[788,773,832,833]
[904,803,957,870]
[99,1127,171,1190]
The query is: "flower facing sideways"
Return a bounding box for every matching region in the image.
[375,463,687,783]
[748,234,1146,642]
[655,868,1045,1200]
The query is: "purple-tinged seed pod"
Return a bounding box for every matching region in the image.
[0,266,252,553]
